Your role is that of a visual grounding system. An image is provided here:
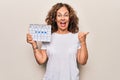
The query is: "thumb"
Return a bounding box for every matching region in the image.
[85,32,89,35]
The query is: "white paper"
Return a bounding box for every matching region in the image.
[29,24,51,42]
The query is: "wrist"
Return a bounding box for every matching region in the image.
[80,42,86,45]
[32,45,38,50]
[32,42,38,50]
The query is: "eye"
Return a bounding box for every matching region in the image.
[57,14,61,17]
[64,14,69,17]
[65,14,69,17]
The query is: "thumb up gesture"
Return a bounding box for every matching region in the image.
[78,32,89,43]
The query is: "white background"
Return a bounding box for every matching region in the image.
[0,0,120,80]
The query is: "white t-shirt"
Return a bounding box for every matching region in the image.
[41,32,81,80]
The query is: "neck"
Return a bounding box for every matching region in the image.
[56,29,69,34]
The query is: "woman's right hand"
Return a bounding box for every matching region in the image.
[26,33,36,45]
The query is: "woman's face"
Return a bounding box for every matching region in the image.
[56,6,70,31]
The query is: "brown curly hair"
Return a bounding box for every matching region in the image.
[45,3,79,33]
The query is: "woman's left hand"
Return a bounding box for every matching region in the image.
[78,32,89,43]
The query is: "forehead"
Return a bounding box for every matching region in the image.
[57,6,69,13]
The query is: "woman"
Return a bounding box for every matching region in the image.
[27,3,89,80]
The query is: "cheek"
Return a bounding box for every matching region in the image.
[66,17,70,22]
[56,17,60,23]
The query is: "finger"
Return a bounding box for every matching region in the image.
[27,33,32,37]
[27,37,32,42]
[78,32,89,39]
[79,32,89,35]
[27,33,31,37]
[78,32,85,36]
[85,32,89,35]
[27,33,31,35]
[78,32,83,36]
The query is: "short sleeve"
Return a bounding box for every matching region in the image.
[41,42,48,50]
[76,33,81,49]
[77,41,81,49]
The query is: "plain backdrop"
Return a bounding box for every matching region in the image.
[0,0,120,80]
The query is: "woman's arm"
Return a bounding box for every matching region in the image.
[77,42,88,65]
[77,32,89,65]
[27,33,48,64]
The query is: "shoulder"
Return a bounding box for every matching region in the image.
[69,32,79,41]
[70,32,79,37]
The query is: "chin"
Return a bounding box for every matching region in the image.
[60,28,67,31]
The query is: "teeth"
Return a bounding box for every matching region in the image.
[61,22,66,24]
[60,22,66,27]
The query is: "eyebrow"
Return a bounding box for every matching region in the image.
[57,12,69,14]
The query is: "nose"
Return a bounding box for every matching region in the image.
[61,16,65,21]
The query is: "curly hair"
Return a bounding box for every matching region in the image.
[45,3,79,33]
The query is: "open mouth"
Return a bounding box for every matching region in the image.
[60,22,67,27]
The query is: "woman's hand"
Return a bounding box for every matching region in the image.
[77,32,89,65]
[26,33,47,64]
[26,33,36,45]
[78,32,89,43]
